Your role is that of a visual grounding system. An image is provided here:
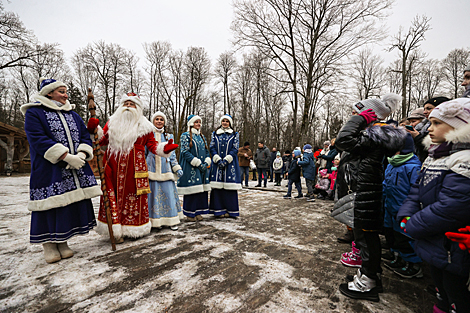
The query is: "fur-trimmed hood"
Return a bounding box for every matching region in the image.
[21,94,75,115]
[365,124,407,154]
[422,123,470,149]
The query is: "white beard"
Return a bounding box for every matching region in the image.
[107,105,142,157]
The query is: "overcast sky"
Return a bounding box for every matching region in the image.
[4,0,469,67]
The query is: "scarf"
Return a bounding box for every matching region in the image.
[52,100,64,107]
[387,153,414,166]
[155,127,164,133]
[304,149,312,154]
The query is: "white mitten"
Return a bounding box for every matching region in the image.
[64,153,86,170]
[190,158,202,167]
[77,152,87,160]
[224,155,233,163]
[204,157,211,166]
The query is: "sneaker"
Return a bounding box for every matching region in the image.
[317,195,325,200]
[339,269,380,302]
[307,197,316,202]
[384,255,406,271]
[381,250,396,261]
[432,304,447,313]
[340,253,362,268]
[346,274,383,293]
[341,241,359,259]
[393,262,423,278]
[283,195,291,199]
[294,194,303,199]
[337,229,354,244]
[170,226,179,231]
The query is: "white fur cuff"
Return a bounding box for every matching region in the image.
[172,164,182,173]
[224,155,234,163]
[77,143,94,161]
[191,158,202,167]
[156,141,171,158]
[213,154,222,163]
[44,143,69,164]
[204,157,211,166]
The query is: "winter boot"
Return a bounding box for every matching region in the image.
[43,243,61,263]
[196,215,204,221]
[346,273,383,293]
[384,255,406,271]
[341,241,359,259]
[340,251,362,268]
[393,262,423,278]
[307,196,316,202]
[381,250,396,261]
[57,242,74,259]
[339,269,380,302]
[337,229,354,243]
[283,194,291,199]
[432,304,447,313]
[186,216,196,222]
[294,193,303,199]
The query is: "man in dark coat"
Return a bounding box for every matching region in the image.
[254,141,270,187]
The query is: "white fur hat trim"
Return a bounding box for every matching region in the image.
[151,111,167,125]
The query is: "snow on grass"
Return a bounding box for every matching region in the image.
[204,293,243,312]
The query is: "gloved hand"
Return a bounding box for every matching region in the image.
[218,160,227,169]
[176,169,183,178]
[199,163,208,172]
[87,118,99,134]
[163,139,178,154]
[400,217,410,233]
[64,153,86,170]
[446,226,470,253]
[359,109,378,124]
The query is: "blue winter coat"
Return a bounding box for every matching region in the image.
[321,146,338,172]
[209,129,242,190]
[177,129,211,195]
[383,155,421,233]
[397,150,470,277]
[288,157,301,182]
[297,152,316,180]
[21,96,101,212]
[146,131,181,182]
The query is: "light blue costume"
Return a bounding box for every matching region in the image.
[146,112,184,227]
[177,115,212,217]
[209,114,241,217]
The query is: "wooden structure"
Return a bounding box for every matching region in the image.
[0,122,30,175]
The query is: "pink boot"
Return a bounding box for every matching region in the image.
[432,304,446,313]
[340,252,362,267]
[342,241,360,259]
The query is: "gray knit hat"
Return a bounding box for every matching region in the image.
[407,108,425,120]
[352,93,402,120]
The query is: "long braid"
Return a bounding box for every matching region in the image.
[189,126,193,149]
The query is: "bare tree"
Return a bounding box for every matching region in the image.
[441,48,470,98]
[351,48,386,100]
[389,15,431,118]
[215,51,237,114]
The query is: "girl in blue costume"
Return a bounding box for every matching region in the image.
[21,78,102,263]
[209,114,241,217]
[177,115,211,221]
[147,111,184,230]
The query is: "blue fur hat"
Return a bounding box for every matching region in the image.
[187,114,202,128]
[294,150,301,157]
[39,77,66,96]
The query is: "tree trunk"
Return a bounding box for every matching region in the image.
[0,134,15,175]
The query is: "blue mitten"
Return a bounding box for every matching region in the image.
[199,163,208,172]
[176,169,183,178]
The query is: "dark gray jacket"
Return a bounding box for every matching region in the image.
[254,146,270,169]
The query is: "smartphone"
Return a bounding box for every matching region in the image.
[405,125,414,131]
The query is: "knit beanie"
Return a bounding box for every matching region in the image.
[220,114,233,127]
[303,144,312,150]
[276,151,281,156]
[400,133,415,155]
[119,92,145,109]
[407,108,425,120]
[244,141,250,147]
[319,169,327,176]
[187,114,202,128]
[294,150,301,157]
[151,111,167,125]
[39,78,66,96]
[424,96,450,107]
[429,98,470,130]
[352,93,401,120]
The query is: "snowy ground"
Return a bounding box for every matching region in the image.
[0,175,434,313]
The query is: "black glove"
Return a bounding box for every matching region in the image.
[218,160,227,169]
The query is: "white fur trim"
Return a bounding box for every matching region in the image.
[148,171,177,182]
[96,125,104,140]
[150,212,184,227]
[77,144,94,161]
[21,95,74,115]
[445,123,470,144]
[382,93,402,113]
[96,220,151,239]
[423,135,433,149]
[177,184,211,195]
[204,157,211,166]
[216,128,234,135]
[190,158,202,167]
[210,181,242,190]
[224,155,233,163]
[156,141,171,158]
[44,143,69,164]
[39,79,67,96]
[28,185,102,211]
[118,93,145,109]
[151,111,167,125]
[190,127,200,134]
[188,115,202,128]
[172,164,182,173]
[213,154,222,163]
